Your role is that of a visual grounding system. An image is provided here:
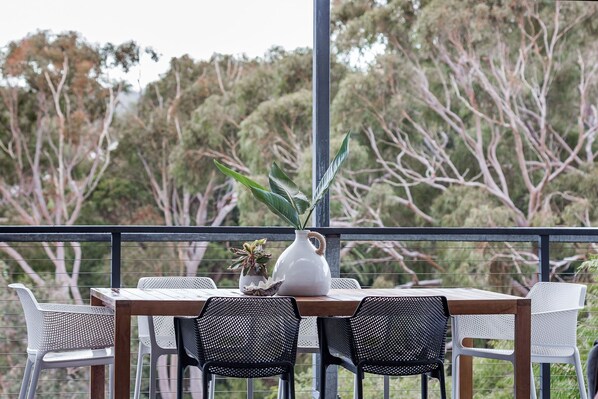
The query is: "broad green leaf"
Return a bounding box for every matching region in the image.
[214,160,267,191]
[268,162,310,214]
[249,186,301,229]
[310,132,351,211]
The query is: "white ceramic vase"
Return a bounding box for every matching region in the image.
[239,269,267,292]
[272,230,331,296]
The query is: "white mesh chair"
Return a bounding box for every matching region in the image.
[278,278,363,399]
[134,276,217,399]
[451,282,587,399]
[9,283,114,399]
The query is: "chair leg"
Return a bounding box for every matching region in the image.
[149,354,159,399]
[451,353,459,399]
[437,368,447,399]
[108,364,114,399]
[319,361,327,399]
[26,359,42,399]
[278,378,284,399]
[356,369,364,399]
[176,364,185,399]
[530,365,537,399]
[202,371,210,399]
[288,369,296,399]
[421,374,428,398]
[209,375,216,399]
[574,349,588,399]
[133,349,145,399]
[18,357,33,399]
[383,375,390,399]
[247,378,254,399]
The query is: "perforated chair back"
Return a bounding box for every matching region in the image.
[529,282,586,312]
[177,296,301,379]
[348,296,449,376]
[137,277,217,348]
[528,282,586,349]
[9,284,43,351]
[297,278,361,350]
[455,282,587,344]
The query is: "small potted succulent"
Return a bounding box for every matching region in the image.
[228,238,272,291]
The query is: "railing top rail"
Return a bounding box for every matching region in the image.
[1,225,598,242]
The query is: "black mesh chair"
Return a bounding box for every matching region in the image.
[174,296,301,399]
[317,296,450,399]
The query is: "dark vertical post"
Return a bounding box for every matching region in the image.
[325,234,341,277]
[313,0,330,228]
[313,2,335,398]
[111,232,121,289]
[539,235,550,399]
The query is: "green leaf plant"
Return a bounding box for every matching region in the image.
[214,132,351,230]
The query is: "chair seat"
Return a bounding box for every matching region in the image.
[207,364,290,379]
[139,336,177,350]
[460,345,576,359]
[41,348,113,364]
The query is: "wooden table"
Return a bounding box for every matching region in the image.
[90,287,530,399]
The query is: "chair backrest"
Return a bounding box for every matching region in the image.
[9,283,43,351]
[454,282,587,344]
[331,278,361,290]
[528,282,586,348]
[137,277,217,346]
[349,296,450,370]
[297,278,361,349]
[527,282,586,312]
[192,296,301,371]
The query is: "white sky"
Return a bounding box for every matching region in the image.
[0,0,313,87]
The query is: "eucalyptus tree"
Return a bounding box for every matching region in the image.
[331,0,598,286]
[0,31,143,302]
[120,54,252,284]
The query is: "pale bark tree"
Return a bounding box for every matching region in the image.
[333,1,598,286]
[128,57,245,399]
[0,32,130,303]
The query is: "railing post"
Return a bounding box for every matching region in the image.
[111,232,121,289]
[325,234,340,278]
[313,0,331,229]
[539,234,550,399]
[313,0,333,396]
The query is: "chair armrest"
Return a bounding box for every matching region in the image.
[39,303,115,315]
[532,307,583,316]
[318,317,353,360]
[38,306,114,352]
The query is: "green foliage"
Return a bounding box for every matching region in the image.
[215,133,351,230]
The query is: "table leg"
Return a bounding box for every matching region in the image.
[90,295,105,399]
[458,338,473,399]
[114,302,132,399]
[514,299,531,398]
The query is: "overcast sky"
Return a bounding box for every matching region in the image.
[0,0,313,87]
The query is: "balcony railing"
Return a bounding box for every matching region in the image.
[2,225,597,398]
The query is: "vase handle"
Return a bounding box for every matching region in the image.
[307,231,326,256]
